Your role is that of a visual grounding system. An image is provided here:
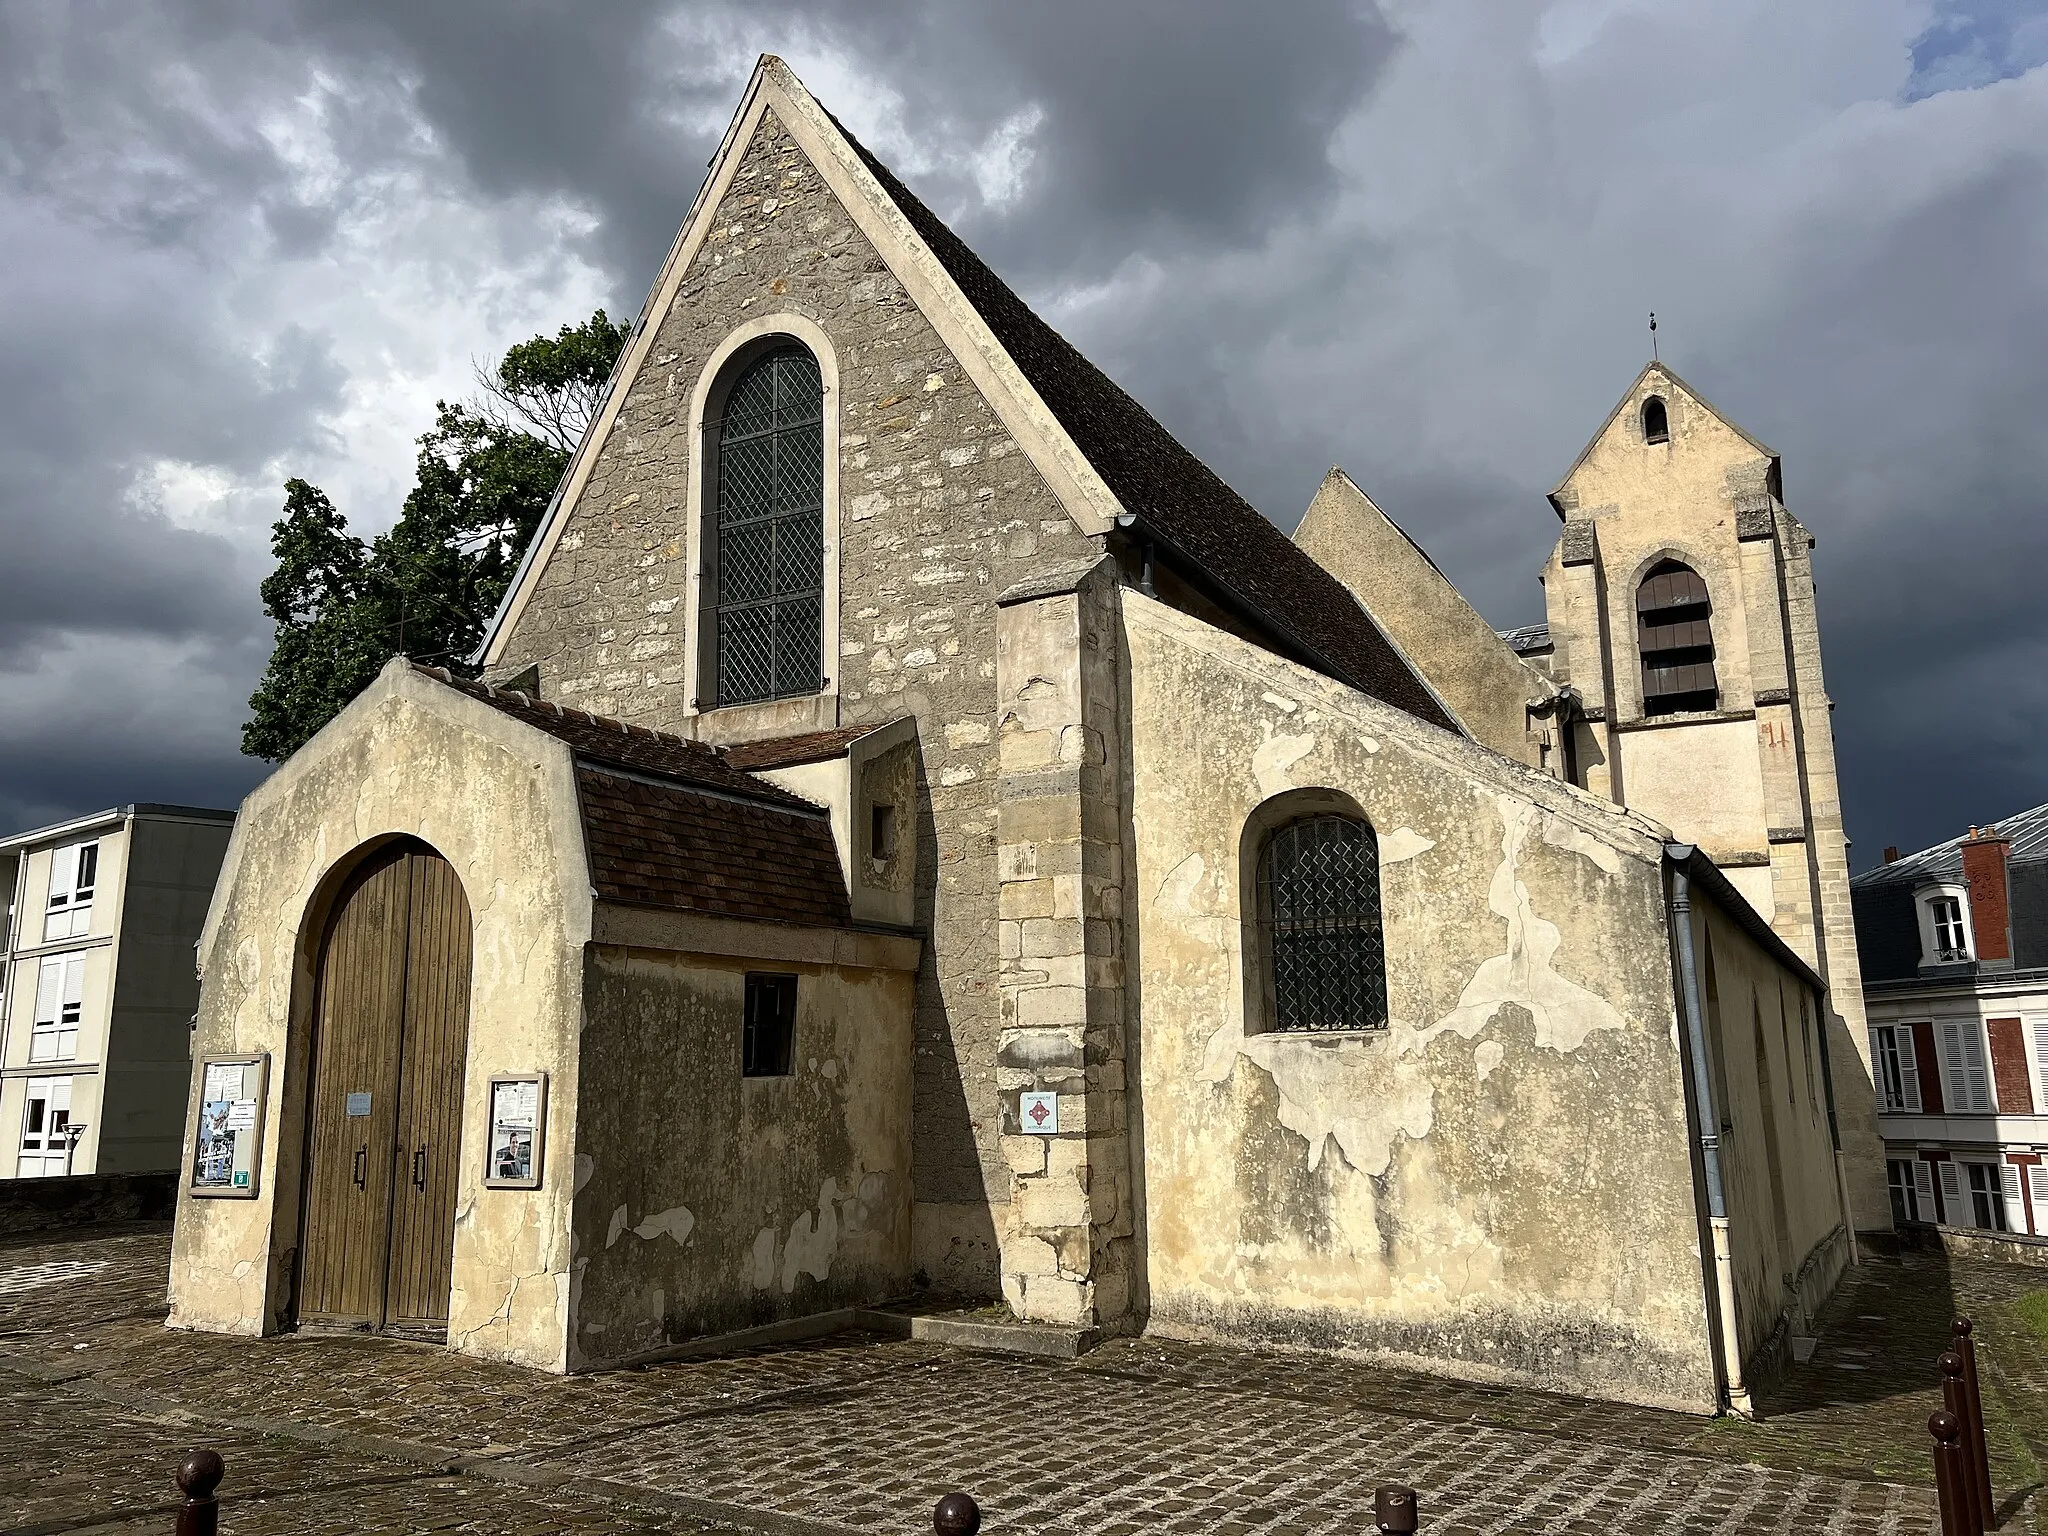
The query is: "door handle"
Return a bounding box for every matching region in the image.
[352,1146,367,1190]
[412,1146,427,1191]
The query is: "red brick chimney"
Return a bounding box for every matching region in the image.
[1883,846,1900,864]
[1961,825,2014,964]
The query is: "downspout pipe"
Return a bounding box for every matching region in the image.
[1666,843,1754,1417]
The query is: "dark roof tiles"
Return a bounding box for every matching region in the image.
[835,123,1457,733]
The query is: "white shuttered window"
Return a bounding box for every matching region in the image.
[42,841,97,942]
[30,955,83,1062]
[2002,1163,2029,1234]
[2030,1020,2048,1118]
[1938,1159,1966,1223]
[1870,1025,1923,1112]
[1914,1159,1938,1218]
[1938,1020,1996,1113]
[2029,1165,2048,1238]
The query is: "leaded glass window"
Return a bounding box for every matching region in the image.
[714,346,824,705]
[1258,814,1388,1032]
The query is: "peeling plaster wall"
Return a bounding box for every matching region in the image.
[568,947,912,1367]
[1122,593,1723,1411]
[168,663,591,1370]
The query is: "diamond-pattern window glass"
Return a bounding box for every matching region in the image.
[714,346,824,706]
[1258,815,1388,1032]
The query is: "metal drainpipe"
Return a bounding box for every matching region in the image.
[1667,844,1754,1417]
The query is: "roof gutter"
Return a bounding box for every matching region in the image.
[1665,846,1750,1417]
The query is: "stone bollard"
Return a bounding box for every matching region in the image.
[933,1491,981,1536]
[1932,1411,1973,1536]
[1939,1353,1985,1533]
[1955,1318,1996,1528]
[1374,1485,1419,1534]
[175,1449,224,1536]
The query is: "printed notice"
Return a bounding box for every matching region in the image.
[1020,1091,1059,1136]
[486,1076,545,1188]
[192,1057,266,1196]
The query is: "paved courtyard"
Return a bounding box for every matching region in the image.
[3,1225,2044,1535]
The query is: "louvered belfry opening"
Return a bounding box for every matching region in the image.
[1637,559,1718,715]
[1258,814,1389,1032]
[714,345,825,705]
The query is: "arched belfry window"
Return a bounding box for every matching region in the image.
[1257,814,1388,1032]
[712,345,824,705]
[1642,395,1670,444]
[1637,559,1717,715]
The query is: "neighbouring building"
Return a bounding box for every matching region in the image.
[1852,810,2048,1235]
[170,56,1871,1415]
[2,804,235,1179]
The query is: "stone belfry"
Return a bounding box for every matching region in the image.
[1538,361,1888,1232]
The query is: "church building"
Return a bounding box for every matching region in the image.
[169,57,1878,1418]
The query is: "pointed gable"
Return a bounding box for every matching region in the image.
[1549,361,1780,517]
[481,56,1451,733]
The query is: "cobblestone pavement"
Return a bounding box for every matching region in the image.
[5,1224,2044,1535]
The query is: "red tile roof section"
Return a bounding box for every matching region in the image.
[411,666,851,928]
[721,723,897,772]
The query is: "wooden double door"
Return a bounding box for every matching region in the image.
[298,841,472,1335]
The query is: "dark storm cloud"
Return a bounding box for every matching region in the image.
[3,0,2046,870]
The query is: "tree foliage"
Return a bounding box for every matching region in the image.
[241,310,629,762]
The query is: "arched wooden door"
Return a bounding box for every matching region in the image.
[297,840,472,1336]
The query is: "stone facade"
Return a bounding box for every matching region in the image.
[488,108,1102,1293]
[1539,363,1885,1236]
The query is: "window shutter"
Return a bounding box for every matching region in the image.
[33,958,62,1025]
[2001,1163,2028,1234]
[1962,1024,1994,1112]
[1939,1022,1969,1110]
[1938,1159,1965,1223]
[2032,1022,2048,1121]
[2030,1167,2048,1239]
[60,957,83,1009]
[1897,1027,1923,1112]
[46,844,75,906]
[1913,1159,1937,1222]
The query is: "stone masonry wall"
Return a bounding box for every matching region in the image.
[491,109,1103,1289]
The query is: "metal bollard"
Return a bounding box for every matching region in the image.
[933,1491,981,1536]
[1932,1411,1972,1536]
[1955,1318,1996,1528]
[1940,1353,1985,1533]
[1374,1485,1419,1534]
[175,1449,224,1536]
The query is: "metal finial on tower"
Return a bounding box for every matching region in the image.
[1649,311,1659,362]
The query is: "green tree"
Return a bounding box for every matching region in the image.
[241,309,630,762]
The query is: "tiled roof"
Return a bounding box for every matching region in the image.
[834,123,1458,735]
[1497,623,1552,655]
[576,764,849,927]
[413,666,812,811]
[1851,800,2048,890]
[723,724,892,772]
[412,666,849,927]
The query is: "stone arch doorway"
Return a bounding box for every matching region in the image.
[296,839,473,1336]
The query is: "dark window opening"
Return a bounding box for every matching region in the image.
[1642,395,1669,444]
[712,346,825,707]
[1257,814,1388,1032]
[742,973,798,1077]
[869,802,897,863]
[1637,559,1718,715]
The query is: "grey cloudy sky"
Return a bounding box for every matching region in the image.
[2,0,2044,866]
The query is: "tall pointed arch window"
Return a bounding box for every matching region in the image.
[711,346,824,705]
[1637,559,1717,715]
[1256,814,1388,1032]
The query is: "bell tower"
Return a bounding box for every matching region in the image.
[1540,361,1887,1232]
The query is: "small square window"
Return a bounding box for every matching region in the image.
[869,802,897,863]
[743,973,798,1078]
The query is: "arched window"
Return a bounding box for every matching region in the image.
[1257,814,1388,1032]
[1636,559,1717,715]
[712,345,824,705]
[1642,395,1670,444]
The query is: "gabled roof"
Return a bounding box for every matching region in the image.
[1851,800,2048,891]
[1547,360,1780,517]
[411,665,849,927]
[478,56,1452,733]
